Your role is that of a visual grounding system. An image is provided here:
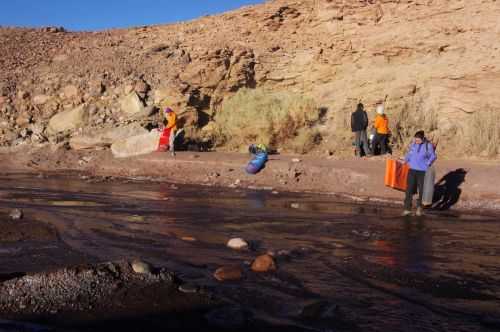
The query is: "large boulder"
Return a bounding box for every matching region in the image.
[134,81,150,94]
[111,130,160,158]
[88,80,105,97]
[47,105,88,134]
[120,92,145,116]
[70,123,148,150]
[63,85,79,99]
[33,94,50,105]
[15,112,32,127]
[153,87,187,108]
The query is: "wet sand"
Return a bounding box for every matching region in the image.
[0,173,499,331]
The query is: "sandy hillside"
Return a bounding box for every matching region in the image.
[0,0,499,158]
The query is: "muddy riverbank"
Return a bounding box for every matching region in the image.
[2,146,500,213]
[0,173,499,331]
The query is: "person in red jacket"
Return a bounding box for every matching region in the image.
[157,107,178,156]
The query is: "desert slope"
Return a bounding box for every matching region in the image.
[0,0,499,157]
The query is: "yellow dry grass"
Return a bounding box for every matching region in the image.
[214,88,322,152]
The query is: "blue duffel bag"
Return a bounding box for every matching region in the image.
[246,146,268,175]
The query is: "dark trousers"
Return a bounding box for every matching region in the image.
[373,133,388,155]
[354,130,370,156]
[405,169,426,210]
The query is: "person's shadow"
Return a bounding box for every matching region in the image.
[433,168,468,210]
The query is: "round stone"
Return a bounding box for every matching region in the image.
[131,260,152,274]
[213,266,243,282]
[9,209,23,220]
[251,254,277,273]
[227,238,249,250]
[178,283,199,294]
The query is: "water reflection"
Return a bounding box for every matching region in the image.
[0,173,499,331]
[373,219,433,273]
[399,219,433,273]
[246,191,267,209]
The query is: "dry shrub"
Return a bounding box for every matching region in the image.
[466,109,500,157]
[390,101,499,158]
[321,98,441,157]
[390,100,438,150]
[214,88,321,151]
[289,128,322,154]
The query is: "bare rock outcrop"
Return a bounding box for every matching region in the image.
[47,105,88,135]
[119,92,145,117]
[70,123,148,150]
[110,130,160,158]
[1,0,499,157]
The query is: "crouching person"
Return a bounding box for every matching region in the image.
[402,131,436,217]
[165,107,177,156]
[157,107,178,156]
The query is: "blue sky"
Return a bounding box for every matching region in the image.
[0,0,264,31]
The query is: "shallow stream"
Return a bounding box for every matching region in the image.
[0,173,499,331]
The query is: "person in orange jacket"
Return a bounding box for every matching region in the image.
[372,104,390,155]
[164,107,177,156]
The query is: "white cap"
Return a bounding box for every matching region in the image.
[376,105,385,115]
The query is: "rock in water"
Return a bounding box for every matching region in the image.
[111,130,160,158]
[251,254,276,273]
[178,283,199,294]
[213,266,243,282]
[9,209,23,220]
[227,238,249,250]
[131,259,152,274]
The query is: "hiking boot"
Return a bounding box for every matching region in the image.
[416,207,424,217]
[402,210,412,217]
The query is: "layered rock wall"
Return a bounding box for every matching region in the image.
[1,0,499,157]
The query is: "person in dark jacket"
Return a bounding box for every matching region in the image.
[351,103,371,157]
[402,131,437,217]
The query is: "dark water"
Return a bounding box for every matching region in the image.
[0,173,499,331]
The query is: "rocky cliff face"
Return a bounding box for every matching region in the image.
[1,0,499,157]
